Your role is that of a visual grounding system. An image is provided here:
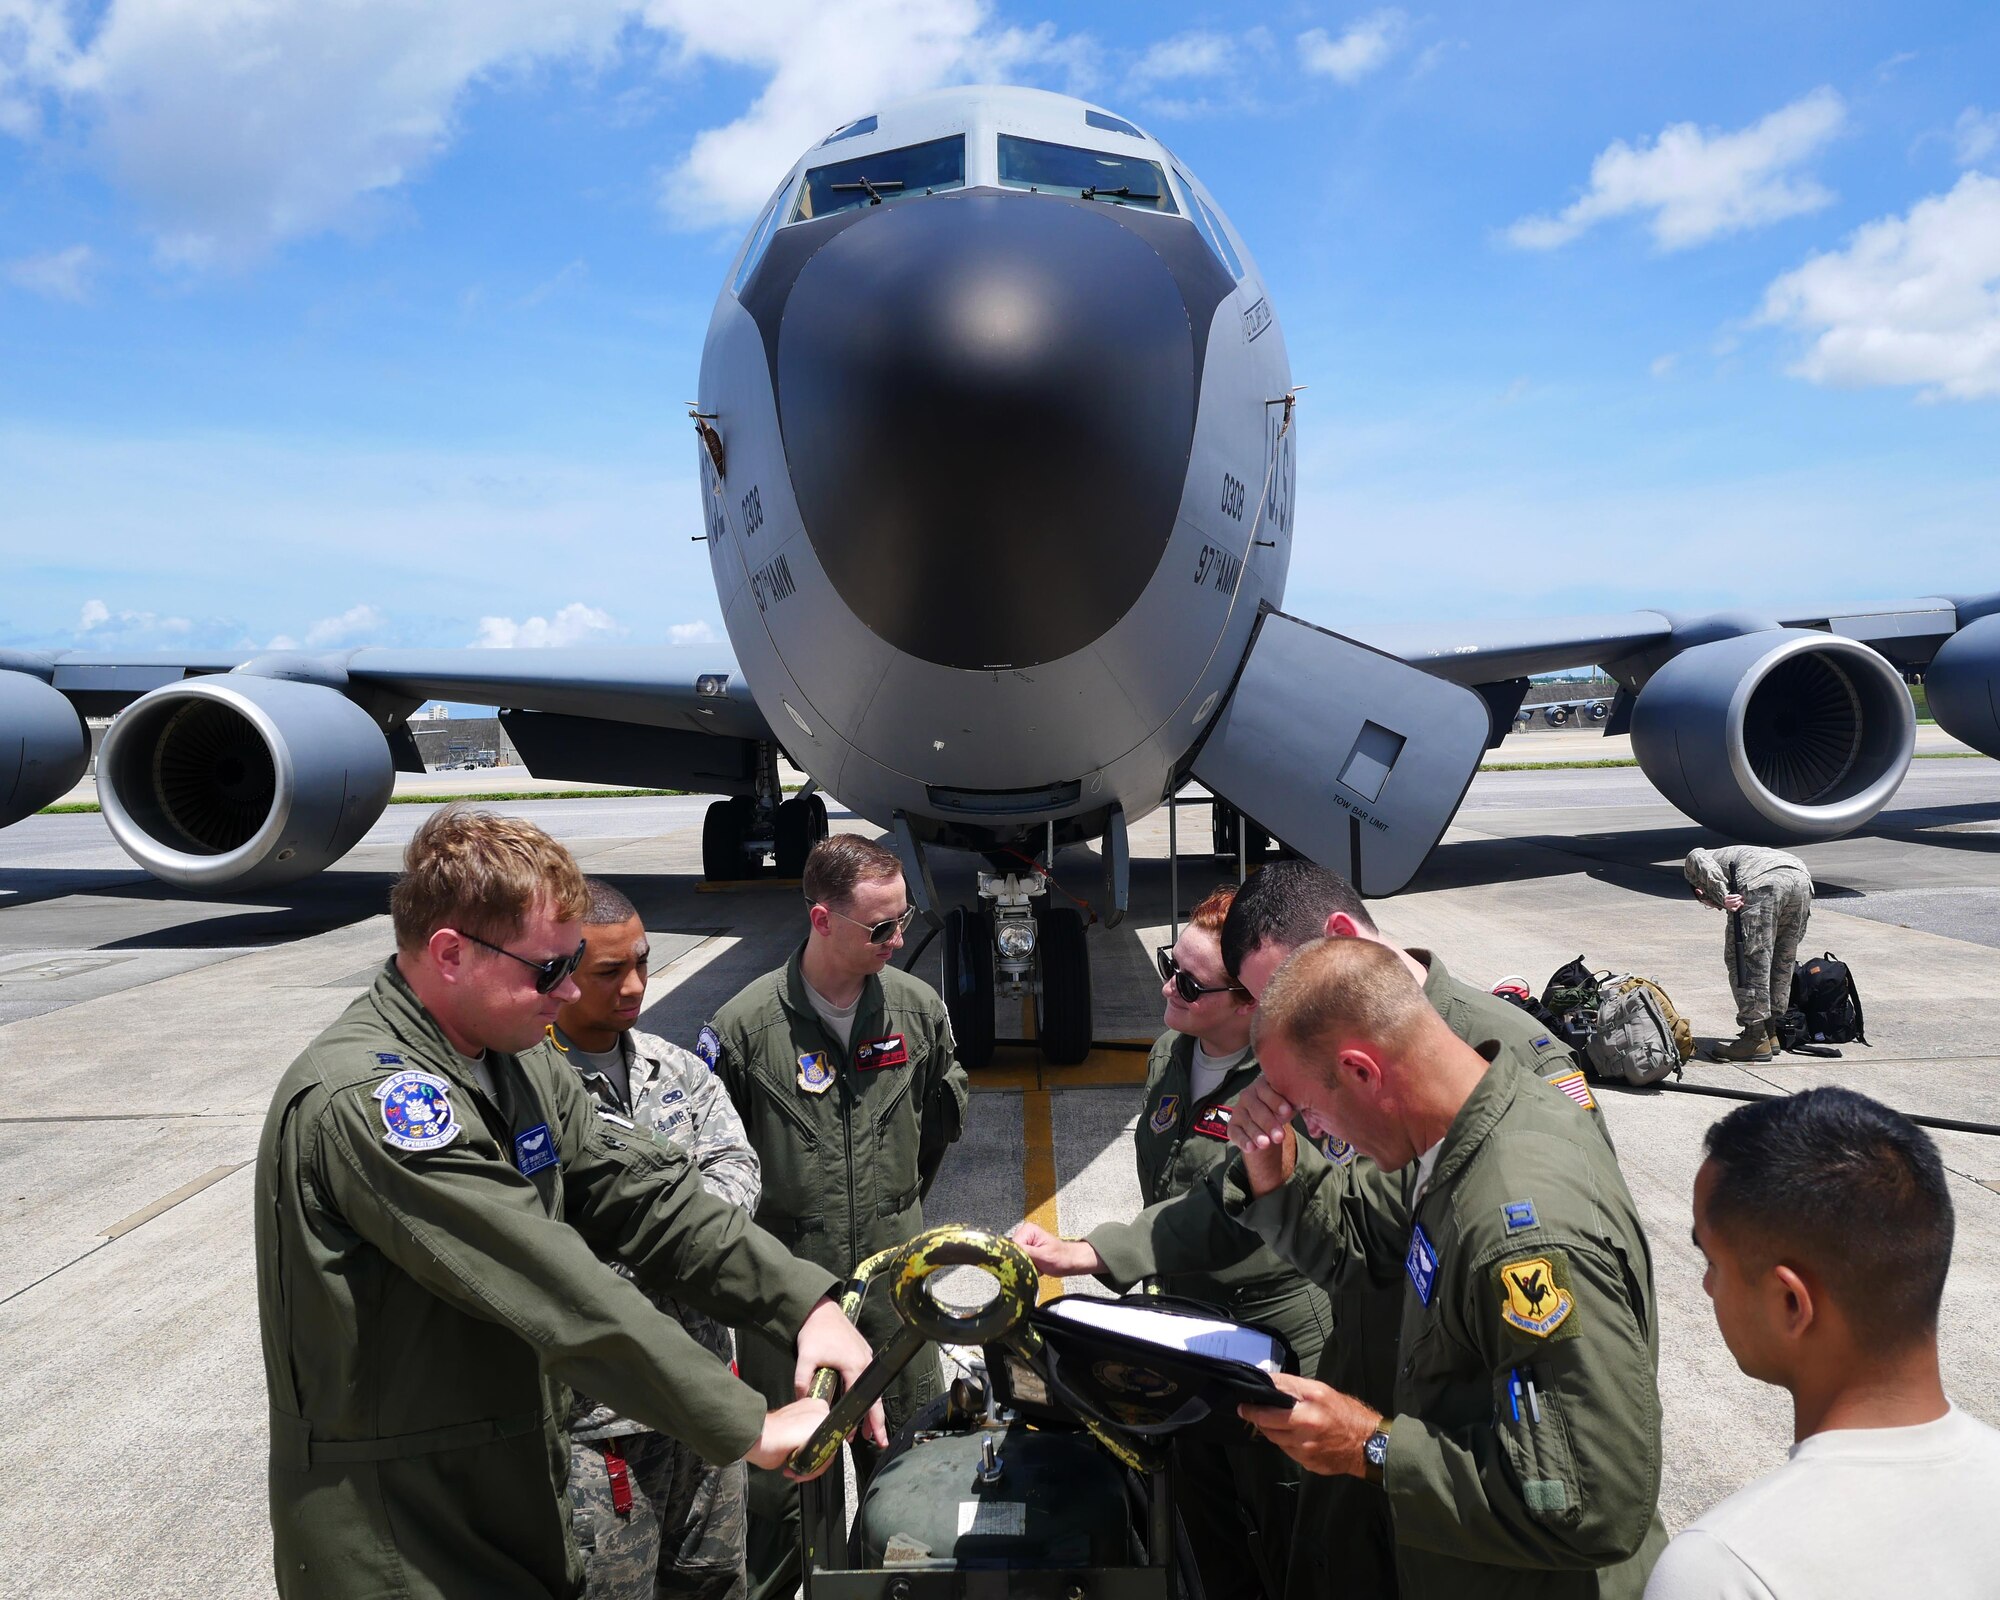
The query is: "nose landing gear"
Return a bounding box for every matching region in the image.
[938,867,1093,1071]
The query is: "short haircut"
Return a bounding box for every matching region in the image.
[1703,1087,1955,1353]
[1186,883,1238,937]
[1252,936,1432,1064]
[582,878,640,927]
[390,805,589,951]
[802,833,904,910]
[1219,858,1376,978]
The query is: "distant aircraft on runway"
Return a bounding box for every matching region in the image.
[6,85,1998,1066]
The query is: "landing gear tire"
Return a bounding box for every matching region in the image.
[774,794,829,878]
[941,906,996,1071]
[701,797,756,881]
[1034,905,1093,1067]
[1210,801,1270,864]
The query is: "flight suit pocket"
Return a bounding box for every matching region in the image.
[877,1178,920,1220]
[1493,1364,1583,1529]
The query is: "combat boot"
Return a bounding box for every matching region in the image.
[1715,1023,1774,1063]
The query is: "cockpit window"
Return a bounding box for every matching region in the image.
[1169,168,1244,278]
[791,135,966,222]
[1084,110,1144,138]
[997,135,1179,212]
[819,114,878,146]
[731,185,791,294]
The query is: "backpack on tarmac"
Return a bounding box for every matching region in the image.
[1539,957,1609,1049]
[1585,974,1694,1087]
[1791,953,1868,1046]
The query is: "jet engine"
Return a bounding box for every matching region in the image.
[97,674,394,891]
[1629,629,1914,843]
[1,670,92,827]
[1922,613,2000,759]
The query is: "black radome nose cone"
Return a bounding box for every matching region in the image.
[775,194,1208,671]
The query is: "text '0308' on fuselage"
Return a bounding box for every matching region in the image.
[695,85,1296,854]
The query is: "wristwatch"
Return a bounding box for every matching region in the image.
[1362,1418,1393,1484]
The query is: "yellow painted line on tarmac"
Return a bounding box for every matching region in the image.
[1020,1088,1063,1303]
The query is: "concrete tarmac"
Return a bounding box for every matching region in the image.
[3,764,1999,1596]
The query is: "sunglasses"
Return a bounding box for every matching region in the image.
[462,931,588,994]
[1157,946,1243,1004]
[820,903,920,945]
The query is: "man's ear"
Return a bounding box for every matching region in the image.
[1771,1262,1818,1341]
[1336,1044,1382,1091]
[428,927,465,983]
[1326,911,1361,940]
[806,904,831,938]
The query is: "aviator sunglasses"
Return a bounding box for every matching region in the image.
[461,932,588,994]
[1156,946,1244,1004]
[818,903,920,945]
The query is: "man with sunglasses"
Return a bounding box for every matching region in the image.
[255,807,882,1600]
[698,833,969,1600]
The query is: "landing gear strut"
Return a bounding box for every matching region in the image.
[939,863,1092,1070]
[700,744,826,880]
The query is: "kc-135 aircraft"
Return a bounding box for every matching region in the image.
[5,85,1999,1066]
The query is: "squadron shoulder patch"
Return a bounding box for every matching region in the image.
[374,1069,458,1152]
[695,1025,722,1071]
[1148,1093,1181,1134]
[796,1051,835,1095]
[1497,1253,1577,1340]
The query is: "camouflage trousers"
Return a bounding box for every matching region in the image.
[569,1430,748,1600]
[1725,872,1813,1029]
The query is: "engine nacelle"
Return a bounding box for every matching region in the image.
[1630,629,1914,843]
[0,670,92,827]
[1923,613,2000,759]
[98,674,394,891]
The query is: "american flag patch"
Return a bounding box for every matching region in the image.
[1549,1070,1597,1111]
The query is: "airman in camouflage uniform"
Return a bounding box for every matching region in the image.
[1684,846,1813,1061]
[550,880,765,1600]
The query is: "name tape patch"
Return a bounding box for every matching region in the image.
[514,1122,557,1176]
[1406,1222,1439,1307]
[855,1033,909,1071]
[1191,1105,1233,1142]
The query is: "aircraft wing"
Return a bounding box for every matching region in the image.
[0,645,778,886]
[1351,596,1977,688]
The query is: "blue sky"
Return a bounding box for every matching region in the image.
[2,0,1996,664]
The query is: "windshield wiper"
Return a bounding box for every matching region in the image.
[1081,185,1157,203]
[830,176,906,205]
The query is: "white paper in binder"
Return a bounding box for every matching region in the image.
[1042,1297,1285,1372]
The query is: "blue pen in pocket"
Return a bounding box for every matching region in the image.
[1509,1368,1523,1423]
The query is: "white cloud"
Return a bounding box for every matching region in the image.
[11,0,634,265]
[2,0,1083,254]
[647,0,1068,229]
[4,242,93,300]
[474,602,626,648]
[0,0,76,137]
[1649,353,1678,379]
[1506,87,1844,252]
[667,619,718,645]
[73,596,198,646]
[1127,30,1232,90]
[1758,171,2000,403]
[1298,10,1405,86]
[1957,107,2000,168]
[302,602,387,648]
